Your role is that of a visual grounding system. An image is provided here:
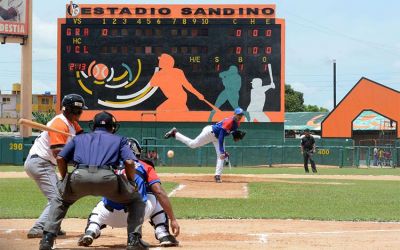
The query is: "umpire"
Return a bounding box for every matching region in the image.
[300,128,317,173]
[39,111,148,250]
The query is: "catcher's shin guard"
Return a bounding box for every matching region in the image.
[84,212,105,239]
[149,210,170,240]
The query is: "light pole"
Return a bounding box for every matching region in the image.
[0,102,4,118]
[333,59,337,108]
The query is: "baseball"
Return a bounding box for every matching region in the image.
[167,150,174,158]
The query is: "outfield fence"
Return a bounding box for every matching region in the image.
[0,135,399,168]
[141,144,399,168]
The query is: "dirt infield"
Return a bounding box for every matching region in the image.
[1,172,400,249]
[1,219,400,250]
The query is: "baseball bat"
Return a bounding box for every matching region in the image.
[268,63,275,85]
[203,99,221,112]
[18,118,73,137]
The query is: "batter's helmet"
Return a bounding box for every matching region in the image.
[127,138,142,157]
[89,111,120,133]
[62,94,87,115]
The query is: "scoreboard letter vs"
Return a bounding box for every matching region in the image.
[59,3,285,122]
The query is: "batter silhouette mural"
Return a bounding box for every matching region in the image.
[149,53,205,112]
[247,76,275,122]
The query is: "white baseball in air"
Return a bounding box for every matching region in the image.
[167,150,174,158]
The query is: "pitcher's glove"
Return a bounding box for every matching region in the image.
[232,130,246,141]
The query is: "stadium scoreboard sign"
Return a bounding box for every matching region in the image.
[58,4,285,122]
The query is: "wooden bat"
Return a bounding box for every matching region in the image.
[18,118,73,137]
[203,99,221,112]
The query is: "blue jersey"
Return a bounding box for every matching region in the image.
[102,160,160,210]
[59,128,136,166]
[211,116,241,153]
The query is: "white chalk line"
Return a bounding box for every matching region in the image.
[168,184,186,197]
[54,239,78,246]
[242,183,249,198]
[251,229,400,237]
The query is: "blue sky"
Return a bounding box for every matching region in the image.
[0,0,399,110]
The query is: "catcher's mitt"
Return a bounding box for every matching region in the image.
[232,130,246,141]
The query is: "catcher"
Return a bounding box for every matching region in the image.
[165,107,246,183]
[78,138,180,247]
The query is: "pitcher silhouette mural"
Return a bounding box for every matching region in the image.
[208,65,250,122]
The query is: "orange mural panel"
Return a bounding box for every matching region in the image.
[322,78,400,138]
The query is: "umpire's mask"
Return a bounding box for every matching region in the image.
[89,111,120,133]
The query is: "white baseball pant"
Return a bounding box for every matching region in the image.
[86,194,170,240]
[175,125,225,175]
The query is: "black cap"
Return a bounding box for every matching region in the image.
[304,128,310,132]
[93,111,115,127]
[62,94,88,109]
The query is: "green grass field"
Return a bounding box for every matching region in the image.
[1,177,399,222]
[0,178,177,219]
[1,164,400,175]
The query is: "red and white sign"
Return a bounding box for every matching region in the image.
[0,0,29,36]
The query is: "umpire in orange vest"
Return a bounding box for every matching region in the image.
[39,111,148,250]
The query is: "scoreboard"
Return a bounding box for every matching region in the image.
[58,4,285,122]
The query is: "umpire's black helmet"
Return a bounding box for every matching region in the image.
[62,94,87,115]
[90,111,120,133]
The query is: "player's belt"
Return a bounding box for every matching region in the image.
[104,204,127,213]
[76,164,114,171]
[30,154,40,159]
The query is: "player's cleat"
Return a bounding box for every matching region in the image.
[127,233,150,250]
[58,229,66,236]
[164,127,177,139]
[312,169,318,173]
[27,228,43,238]
[28,228,66,238]
[39,232,56,250]
[77,230,96,247]
[159,234,179,247]
[214,175,222,183]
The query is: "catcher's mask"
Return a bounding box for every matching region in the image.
[232,130,246,142]
[89,111,120,133]
[127,138,142,157]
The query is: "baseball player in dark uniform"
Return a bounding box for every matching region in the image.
[78,138,179,247]
[165,107,246,183]
[301,128,317,173]
[39,111,147,250]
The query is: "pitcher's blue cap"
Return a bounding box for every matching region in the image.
[234,107,244,115]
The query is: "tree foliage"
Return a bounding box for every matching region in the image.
[285,84,328,112]
[32,110,56,125]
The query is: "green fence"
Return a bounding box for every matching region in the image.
[142,144,399,168]
[0,136,25,165]
[0,131,398,168]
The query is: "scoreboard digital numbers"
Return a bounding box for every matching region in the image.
[58,4,285,122]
